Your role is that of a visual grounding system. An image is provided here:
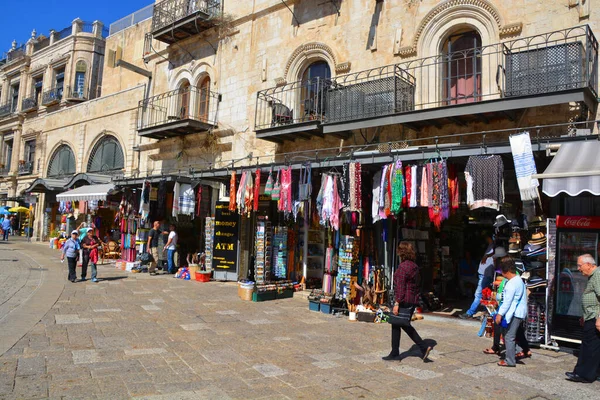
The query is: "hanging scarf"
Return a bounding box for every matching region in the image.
[228,171,237,212]
[253,169,261,211]
[428,161,450,229]
[391,160,404,214]
[354,162,362,212]
[264,168,273,196]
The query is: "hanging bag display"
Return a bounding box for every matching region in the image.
[264,167,274,196]
[271,170,281,201]
[298,164,312,201]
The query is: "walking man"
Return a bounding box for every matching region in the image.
[163,224,178,274]
[61,230,81,283]
[565,254,600,383]
[81,230,101,282]
[496,256,527,367]
[1,217,10,241]
[147,221,162,275]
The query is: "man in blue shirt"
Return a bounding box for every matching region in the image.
[1,217,11,241]
[496,256,528,367]
[61,230,81,283]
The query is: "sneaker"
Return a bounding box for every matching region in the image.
[458,313,472,319]
[149,272,158,276]
[382,353,401,361]
[91,278,99,282]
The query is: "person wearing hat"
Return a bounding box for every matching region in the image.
[61,230,81,283]
[565,254,600,383]
[460,244,508,319]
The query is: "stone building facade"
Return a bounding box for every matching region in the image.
[1,0,599,239]
[104,0,599,181]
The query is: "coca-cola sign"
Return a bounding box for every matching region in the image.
[557,216,600,230]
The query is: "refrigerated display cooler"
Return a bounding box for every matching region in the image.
[551,215,600,344]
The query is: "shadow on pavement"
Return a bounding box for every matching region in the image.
[399,339,438,362]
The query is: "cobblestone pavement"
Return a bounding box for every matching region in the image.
[0,242,599,400]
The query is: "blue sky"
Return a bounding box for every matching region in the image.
[0,0,153,51]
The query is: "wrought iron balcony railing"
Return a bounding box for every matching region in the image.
[21,96,38,112]
[138,86,220,132]
[41,87,63,106]
[256,25,598,132]
[0,101,14,118]
[0,166,9,176]
[18,161,34,175]
[152,0,221,33]
[65,86,88,102]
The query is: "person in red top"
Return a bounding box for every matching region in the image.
[383,241,432,361]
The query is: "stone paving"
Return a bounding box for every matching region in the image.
[0,241,599,399]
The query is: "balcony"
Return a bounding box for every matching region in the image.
[137,86,220,139]
[41,87,63,106]
[21,96,38,113]
[151,0,221,44]
[0,44,26,67]
[0,166,9,177]
[18,161,34,176]
[255,26,598,142]
[0,101,14,119]
[65,86,88,102]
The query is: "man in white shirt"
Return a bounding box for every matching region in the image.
[496,256,528,367]
[163,224,178,274]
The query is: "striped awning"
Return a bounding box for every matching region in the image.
[533,141,600,197]
[56,184,116,202]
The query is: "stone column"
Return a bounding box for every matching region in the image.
[72,18,83,36]
[9,128,22,176]
[92,21,104,38]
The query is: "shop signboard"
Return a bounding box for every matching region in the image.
[213,202,238,276]
[556,216,600,230]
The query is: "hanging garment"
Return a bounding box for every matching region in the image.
[428,161,450,229]
[354,162,362,212]
[465,155,504,210]
[410,165,418,207]
[341,163,350,209]
[253,169,261,211]
[298,164,312,202]
[420,165,429,207]
[78,200,87,214]
[378,164,388,218]
[172,182,181,217]
[404,166,411,209]
[321,175,334,226]
[391,160,404,215]
[348,163,356,211]
[316,175,326,224]
[509,131,539,201]
[179,184,195,216]
[244,172,254,216]
[384,163,392,217]
[278,167,292,214]
[448,163,459,209]
[139,181,150,221]
[229,171,237,212]
[195,186,202,217]
[264,168,273,196]
[236,171,247,214]
[372,170,382,223]
[271,170,281,201]
[330,176,342,230]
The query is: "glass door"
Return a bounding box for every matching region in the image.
[553,230,599,341]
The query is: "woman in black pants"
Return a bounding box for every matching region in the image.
[383,241,432,361]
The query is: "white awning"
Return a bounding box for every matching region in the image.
[56,184,116,202]
[532,141,600,197]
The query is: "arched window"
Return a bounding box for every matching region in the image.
[47,145,76,177]
[442,30,482,105]
[197,76,210,122]
[301,61,331,119]
[178,80,191,119]
[87,136,124,174]
[74,60,87,99]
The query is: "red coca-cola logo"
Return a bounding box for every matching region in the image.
[563,217,592,228]
[557,216,600,229]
